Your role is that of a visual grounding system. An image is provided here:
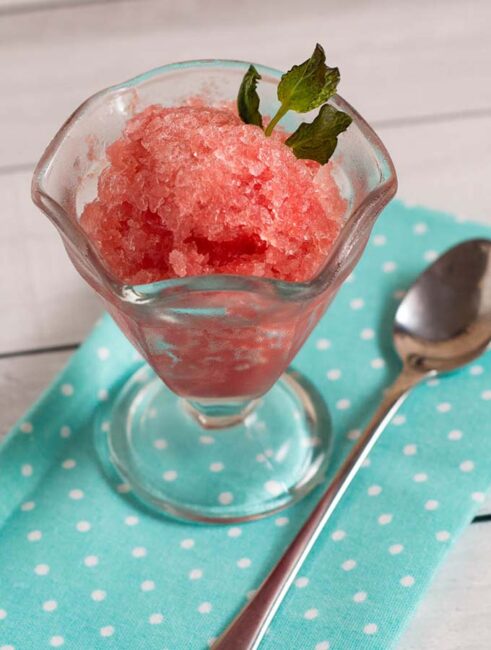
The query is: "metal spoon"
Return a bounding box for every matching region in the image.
[213,238,491,650]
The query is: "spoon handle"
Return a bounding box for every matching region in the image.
[212,367,427,650]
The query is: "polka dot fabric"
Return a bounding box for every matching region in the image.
[0,201,490,650]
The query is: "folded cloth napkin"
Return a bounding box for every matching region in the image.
[1,200,490,650]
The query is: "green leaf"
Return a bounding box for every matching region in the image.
[285,103,352,164]
[277,43,340,113]
[237,65,263,127]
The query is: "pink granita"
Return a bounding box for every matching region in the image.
[80,104,346,284]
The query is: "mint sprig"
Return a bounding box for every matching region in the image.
[237,65,263,128]
[237,44,351,165]
[285,104,352,164]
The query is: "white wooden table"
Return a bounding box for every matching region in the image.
[1,1,490,647]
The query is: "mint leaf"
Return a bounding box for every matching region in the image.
[237,65,263,127]
[285,104,352,164]
[277,43,340,113]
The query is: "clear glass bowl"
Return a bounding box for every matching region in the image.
[32,60,397,522]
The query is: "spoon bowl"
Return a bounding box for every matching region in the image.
[395,239,491,373]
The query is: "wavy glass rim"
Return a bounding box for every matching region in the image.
[32,59,397,304]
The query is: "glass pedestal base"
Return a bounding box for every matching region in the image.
[95,365,332,523]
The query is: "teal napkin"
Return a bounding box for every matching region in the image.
[1,200,490,650]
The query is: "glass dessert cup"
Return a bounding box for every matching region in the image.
[32,60,397,523]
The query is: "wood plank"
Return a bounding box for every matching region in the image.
[1,113,490,354]
[0,171,101,354]
[1,0,491,167]
[400,523,491,650]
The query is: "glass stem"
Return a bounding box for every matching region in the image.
[181,397,260,430]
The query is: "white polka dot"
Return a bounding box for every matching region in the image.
[116,483,131,493]
[470,365,484,376]
[481,390,491,401]
[219,492,234,505]
[42,600,58,612]
[237,558,252,569]
[437,402,452,413]
[100,626,114,637]
[50,636,64,647]
[378,513,393,525]
[472,492,485,503]
[371,358,385,369]
[350,298,364,310]
[389,544,404,555]
[403,444,417,456]
[20,421,33,433]
[101,421,111,433]
[264,480,283,496]
[60,425,71,438]
[84,555,98,567]
[21,464,33,477]
[336,398,351,410]
[0,609,6,620]
[363,623,378,635]
[91,590,106,601]
[60,384,74,396]
[326,369,341,380]
[34,564,50,575]
[315,642,330,650]
[368,485,382,496]
[275,516,289,527]
[189,569,203,580]
[228,527,242,538]
[98,388,109,401]
[392,415,406,426]
[180,538,195,550]
[360,328,375,340]
[373,234,386,246]
[61,459,76,470]
[304,608,319,620]
[424,250,438,262]
[140,580,155,592]
[149,613,164,625]
[460,460,475,472]
[413,473,428,483]
[209,462,224,473]
[27,530,42,542]
[295,577,309,588]
[353,591,367,603]
[448,429,463,441]
[436,530,451,542]
[400,575,415,587]
[97,347,110,360]
[382,261,397,273]
[0,645,14,650]
[362,457,371,467]
[341,559,357,571]
[425,499,439,511]
[162,470,177,481]
[316,338,331,350]
[69,489,84,500]
[124,515,139,526]
[76,521,91,532]
[413,222,427,234]
[132,547,147,558]
[198,602,212,614]
[347,429,361,440]
[199,435,215,445]
[153,438,168,450]
[331,530,346,541]
[21,501,35,511]
[427,378,439,387]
